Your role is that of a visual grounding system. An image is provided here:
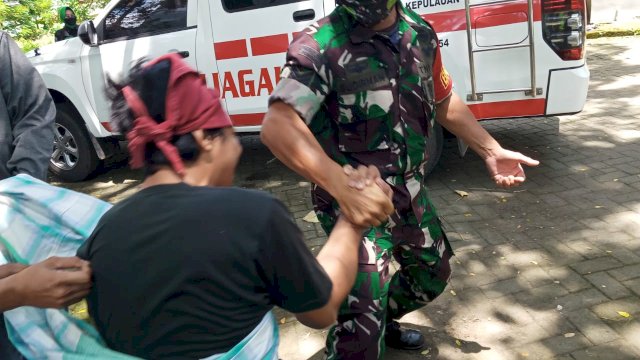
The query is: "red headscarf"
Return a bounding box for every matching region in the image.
[122,53,232,176]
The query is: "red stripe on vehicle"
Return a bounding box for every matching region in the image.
[230,113,264,126]
[423,0,542,33]
[251,34,289,56]
[292,31,303,41]
[228,99,546,128]
[214,39,248,60]
[100,122,112,132]
[469,98,546,120]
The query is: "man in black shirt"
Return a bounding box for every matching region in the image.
[77,54,394,359]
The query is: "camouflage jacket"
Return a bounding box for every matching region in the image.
[270,3,453,225]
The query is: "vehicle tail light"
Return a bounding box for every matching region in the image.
[541,0,586,60]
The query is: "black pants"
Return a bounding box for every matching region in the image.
[0,314,23,359]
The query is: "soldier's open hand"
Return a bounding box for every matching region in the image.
[483,147,540,188]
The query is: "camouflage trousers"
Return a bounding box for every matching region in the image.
[314,192,453,360]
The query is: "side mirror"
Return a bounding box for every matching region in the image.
[78,20,98,46]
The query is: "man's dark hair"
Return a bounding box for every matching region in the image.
[105,59,223,175]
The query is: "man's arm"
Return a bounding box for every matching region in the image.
[0,257,91,312]
[0,263,26,280]
[435,92,500,158]
[0,32,55,181]
[293,216,363,328]
[296,174,391,328]
[261,101,344,203]
[435,93,539,187]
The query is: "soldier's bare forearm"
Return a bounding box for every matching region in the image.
[261,101,346,196]
[435,92,501,160]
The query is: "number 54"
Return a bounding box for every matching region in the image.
[439,39,449,47]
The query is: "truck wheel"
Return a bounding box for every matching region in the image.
[424,121,444,176]
[49,104,99,182]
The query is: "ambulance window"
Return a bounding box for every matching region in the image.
[223,0,303,12]
[103,0,189,41]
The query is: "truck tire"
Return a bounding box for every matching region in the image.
[424,121,444,176]
[49,104,99,182]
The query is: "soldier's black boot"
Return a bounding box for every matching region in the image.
[384,321,425,350]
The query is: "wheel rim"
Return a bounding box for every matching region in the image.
[50,123,79,170]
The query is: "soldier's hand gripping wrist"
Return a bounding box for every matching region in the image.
[336,164,394,227]
[343,164,379,190]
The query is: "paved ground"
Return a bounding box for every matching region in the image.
[54,36,640,359]
[592,0,640,23]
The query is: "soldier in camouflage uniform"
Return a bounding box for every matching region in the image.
[261,0,540,358]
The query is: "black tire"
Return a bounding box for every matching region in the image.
[49,104,100,182]
[424,121,444,176]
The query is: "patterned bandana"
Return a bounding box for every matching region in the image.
[122,53,232,176]
[338,0,398,27]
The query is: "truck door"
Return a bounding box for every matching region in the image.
[208,0,325,131]
[81,0,198,128]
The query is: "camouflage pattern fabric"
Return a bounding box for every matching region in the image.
[270,3,454,359]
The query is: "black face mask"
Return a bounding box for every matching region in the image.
[338,0,396,27]
[64,17,77,27]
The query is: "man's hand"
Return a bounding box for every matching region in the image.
[11,257,92,308]
[335,164,394,227]
[435,93,540,188]
[484,147,540,188]
[343,164,377,190]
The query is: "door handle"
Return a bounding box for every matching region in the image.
[293,9,315,22]
[174,50,190,58]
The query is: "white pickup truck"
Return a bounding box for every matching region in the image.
[29,0,589,181]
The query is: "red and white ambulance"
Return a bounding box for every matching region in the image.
[28,0,589,181]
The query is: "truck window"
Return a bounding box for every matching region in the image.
[222,0,304,13]
[103,0,188,41]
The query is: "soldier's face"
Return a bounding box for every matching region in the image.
[340,0,397,27]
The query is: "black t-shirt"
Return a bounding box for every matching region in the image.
[77,183,331,359]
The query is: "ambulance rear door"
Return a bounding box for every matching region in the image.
[209,0,325,131]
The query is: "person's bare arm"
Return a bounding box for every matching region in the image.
[294,216,362,328]
[294,174,392,328]
[261,101,343,195]
[436,93,539,187]
[0,263,27,280]
[262,101,393,226]
[0,257,92,311]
